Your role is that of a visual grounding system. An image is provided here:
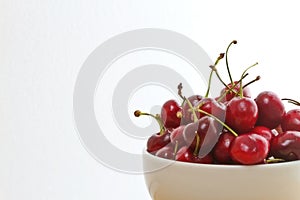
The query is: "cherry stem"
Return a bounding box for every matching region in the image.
[178,83,198,122]
[193,134,201,156]
[134,110,165,135]
[173,141,179,160]
[205,53,225,98]
[225,40,237,84]
[216,73,249,102]
[239,62,258,98]
[185,97,199,123]
[243,76,261,89]
[266,158,285,163]
[214,68,230,88]
[282,98,300,106]
[196,109,238,137]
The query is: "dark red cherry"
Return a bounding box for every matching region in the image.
[192,153,214,164]
[281,109,300,132]
[147,130,171,153]
[230,133,270,165]
[270,131,300,161]
[196,98,226,121]
[255,91,285,129]
[225,97,258,133]
[183,116,222,157]
[155,145,175,159]
[251,126,273,142]
[213,130,235,164]
[176,146,194,162]
[219,81,251,102]
[161,100,182,129]
[170,125,186,147]
[182,95,202,124]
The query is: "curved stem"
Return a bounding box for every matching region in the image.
[205,70,214,97]
[282,98,300,106]
[134,110,165,135]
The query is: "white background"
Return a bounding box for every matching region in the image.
[1,0,300,199]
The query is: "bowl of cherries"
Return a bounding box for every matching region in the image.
[136,41,300,200]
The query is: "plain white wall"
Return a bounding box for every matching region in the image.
[1,0,300,199]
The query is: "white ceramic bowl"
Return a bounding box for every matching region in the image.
[143,150,300,200]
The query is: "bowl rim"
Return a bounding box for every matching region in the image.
[143,148,300,170]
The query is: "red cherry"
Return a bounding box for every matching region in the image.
[225,97,258,133]
[183,116,222,156]
[213,130,235,164]
[255,91,285,129]
[270,131,300,161]
[147,130,171,153]
[176,146,194,162]
[161,100,182,129]
[230,133,270,165]
[220,81,251,102]
[192,153,214,164]
[182,95,202,124]
[281,109,300,132]
[196,98,226,120]
[155,145,175,159]
[251,126,273,142]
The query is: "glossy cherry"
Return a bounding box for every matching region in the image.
[155,145,175,159]
[183,116,222,157]
[270,131,300,161]
[213,130,235,164]
[281,109,300,132]
[161,99,182,129]
[255,91,285,129]
[147,130,171,153]
[176,146,194,162]
[251,126,273,142]
[230,133,270,165]
[225,97,258,133]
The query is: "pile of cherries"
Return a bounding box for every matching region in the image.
[135,40,300,165]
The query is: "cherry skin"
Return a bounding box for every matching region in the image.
[281,109,300,132]
[251,126,273,142]
[147,130,171,153]
[230,133,270,165]
[176,146,194,162]
[161,100,182,129]
[170,125,186,148]
[183,116,222,156]
[219,81,251,102]
[255,91,285,129]
[196,98,226,121]
[270,131,300,161]
[182,95,202,124]
[225,97,258,133]
[192,153,214,164]
[213,130,235,164]
[155,145,175,159]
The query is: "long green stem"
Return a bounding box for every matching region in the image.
[197,109,238,137]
